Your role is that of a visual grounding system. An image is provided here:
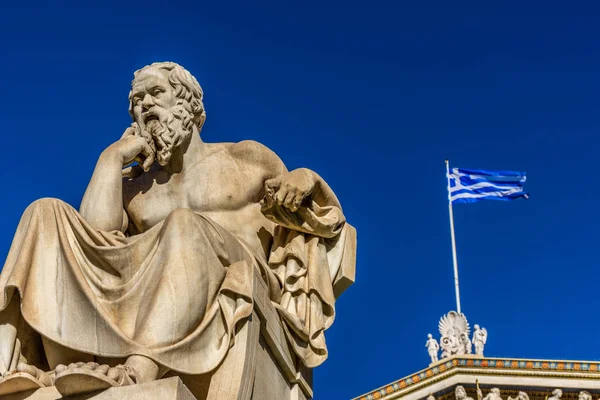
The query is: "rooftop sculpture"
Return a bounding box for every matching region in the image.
[426,311,487,363]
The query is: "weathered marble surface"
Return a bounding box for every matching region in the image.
[0,61,356,398]
[5,377,195,400]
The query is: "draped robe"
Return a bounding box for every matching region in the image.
[0,195,353,374]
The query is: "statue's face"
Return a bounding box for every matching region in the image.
[456,387,466,399]
[130,69,177,131]
[129,67,194,166]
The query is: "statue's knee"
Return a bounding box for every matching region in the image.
[23,197,65,215]
[26,198,65,213]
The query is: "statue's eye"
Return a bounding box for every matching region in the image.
[153,89,164,97]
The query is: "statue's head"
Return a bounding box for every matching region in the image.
[128,62,206,165]
[455,386,467,400]
[428,333,433,339]
[474,324,480,330]
[491,389,500,395]
[517,391,529,400]
[552,389,563,398]
[579,391,591,400]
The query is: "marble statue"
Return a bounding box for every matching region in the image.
[579,391,592,400]
[508,392,529,400]
[463,331,473,355]
[472,324,487,356]
[0,62,355,397]
[548,389,563,400]
[439,311,472,358]
[481,388,503,400]
[425,334,440,363]
[455,385,476,400]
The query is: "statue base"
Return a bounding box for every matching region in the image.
[3,377,197,400]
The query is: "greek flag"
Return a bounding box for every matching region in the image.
[448,168,529,204]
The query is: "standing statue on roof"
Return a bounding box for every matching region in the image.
[472,324,487,356]
[426,334,440,363]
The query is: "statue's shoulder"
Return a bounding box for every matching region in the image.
[226,140,274,156]
[223,140,286,175]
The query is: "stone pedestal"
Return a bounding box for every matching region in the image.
[5,377,196,400]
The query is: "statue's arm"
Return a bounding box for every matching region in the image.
[80,134,154,232]
[264,167,342,211]
[242,139,341,211]
[80,151,126,231]
[301,168,342,209]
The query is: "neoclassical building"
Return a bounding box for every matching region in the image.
[353,312,599,400]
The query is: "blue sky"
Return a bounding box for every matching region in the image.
[1,1,599,399]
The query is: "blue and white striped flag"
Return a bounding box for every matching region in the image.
[447,167,529,204]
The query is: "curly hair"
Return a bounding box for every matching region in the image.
[128,62,206,129]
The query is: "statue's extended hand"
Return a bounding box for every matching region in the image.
[264,168,316,212]
[103,127,156,171]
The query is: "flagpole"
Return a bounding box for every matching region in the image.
[445,160,462,315]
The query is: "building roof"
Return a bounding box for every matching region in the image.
[352,355,600,400]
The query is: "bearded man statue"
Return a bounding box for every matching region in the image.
[0,62,355,398]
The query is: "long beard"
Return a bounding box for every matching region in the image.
[144,113,190,166]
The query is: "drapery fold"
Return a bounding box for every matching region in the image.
[262,201,350,367]
[0,196,354,372]
[0,198,254,375]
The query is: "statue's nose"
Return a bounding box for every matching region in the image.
[142,94,154,111]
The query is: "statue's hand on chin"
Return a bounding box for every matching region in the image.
[102,125,156,172]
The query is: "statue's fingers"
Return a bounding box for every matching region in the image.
[290,195,304,212]
[265,177,282,197]
[283,190,296,209]
[141,152,155,171]
[121,124,139,139]
[264,185,275,199]
[275,186,288,205]
[139,142,155,171]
